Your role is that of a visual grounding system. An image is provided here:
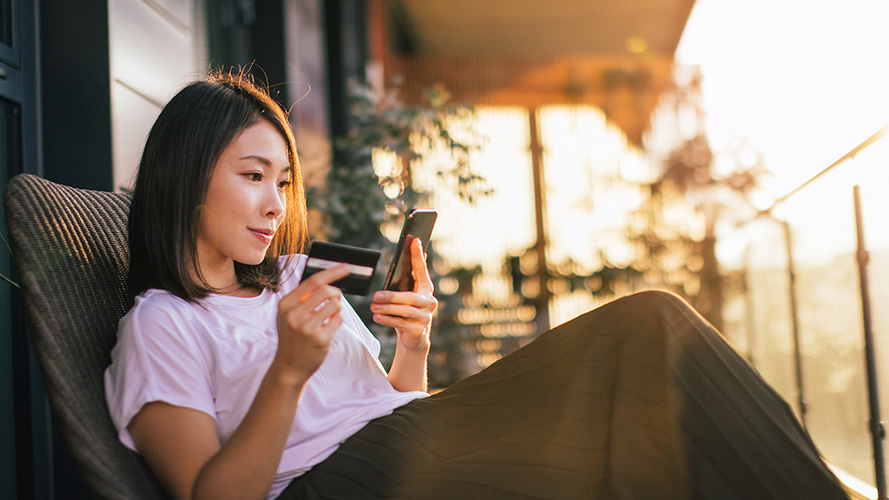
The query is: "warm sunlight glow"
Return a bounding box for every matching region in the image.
[678,2,889,484]
[412,107,537,305]
[540,105,653,274]
[676,0,889,199]
[537,105,660,324]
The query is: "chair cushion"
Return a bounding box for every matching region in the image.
[5,174,167,499]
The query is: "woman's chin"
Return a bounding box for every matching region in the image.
[236,255,267,266]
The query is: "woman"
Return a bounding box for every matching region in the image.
[105,71,849,500]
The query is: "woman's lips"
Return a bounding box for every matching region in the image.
[250,229,274,245]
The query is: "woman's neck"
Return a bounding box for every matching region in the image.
[189,261,261,297]
[220,283,263,298]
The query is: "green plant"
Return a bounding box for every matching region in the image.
[309,78,487,249]
[306,78,488,362]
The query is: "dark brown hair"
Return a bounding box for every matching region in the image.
[128,70,307,302]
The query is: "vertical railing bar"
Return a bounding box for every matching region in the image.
[782,220,807,429]
[743,245,757,366]
[527,107,550,333]
[853,184,886,499]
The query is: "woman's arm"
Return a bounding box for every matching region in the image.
[372,238,438,393]
[130,367,305,500]
[129,264,351,500]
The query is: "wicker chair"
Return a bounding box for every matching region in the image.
[5,173,166,498]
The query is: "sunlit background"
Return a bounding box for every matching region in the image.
[679,6,889,491]
[677,0,889,201]
[371,0,889,495]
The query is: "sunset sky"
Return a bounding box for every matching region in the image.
[675,0,889,200]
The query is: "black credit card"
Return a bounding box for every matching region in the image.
[300,241,381,295]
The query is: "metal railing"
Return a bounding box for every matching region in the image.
[720,125,889,499]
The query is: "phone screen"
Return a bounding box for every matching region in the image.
[382,209,438,291]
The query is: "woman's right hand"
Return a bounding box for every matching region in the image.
[273,263,352,382]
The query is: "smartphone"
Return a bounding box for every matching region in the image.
[382,209,438,291]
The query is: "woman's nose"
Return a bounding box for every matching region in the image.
[265,186,286,218]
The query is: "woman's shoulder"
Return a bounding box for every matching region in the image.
[112,290,213,365]
[121,288,206,335]
[131,288,193,313]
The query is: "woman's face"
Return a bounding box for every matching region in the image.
[195,119,291,287]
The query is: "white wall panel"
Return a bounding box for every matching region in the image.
[109,0,196,105]
[111,81,162,191]
[109,0,204,190]
[150,0,194,28]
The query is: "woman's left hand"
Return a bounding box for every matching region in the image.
[371,238,437,352]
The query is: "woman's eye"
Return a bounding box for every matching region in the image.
[278,179,291,189]
[245,172,262,181]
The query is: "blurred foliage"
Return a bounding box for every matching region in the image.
[306,78,488,363]
[308,78,488,252]
[660,134,766,198]
[638,134,767,329]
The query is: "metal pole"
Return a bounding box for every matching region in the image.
[528,107,550,332]
[743,247,756,366]
[853,184,886,499]
[783,220,807,428]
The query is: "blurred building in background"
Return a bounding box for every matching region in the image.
[369,1,713,386]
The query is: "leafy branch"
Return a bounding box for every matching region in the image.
[305,78,489,360]
[308,78,489,250]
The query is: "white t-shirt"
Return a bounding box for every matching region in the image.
[104,255,428,498]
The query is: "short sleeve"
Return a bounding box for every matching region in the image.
[104,295,217,451]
